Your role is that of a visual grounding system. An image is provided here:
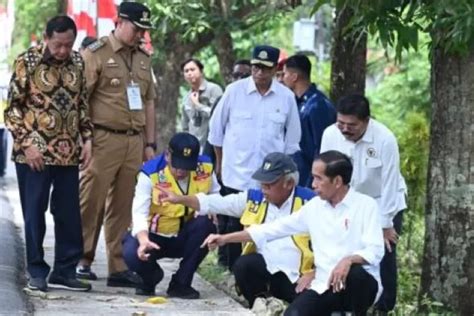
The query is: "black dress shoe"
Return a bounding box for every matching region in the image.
[167,280,200,299]
[48,274,92,292]
[76,265,98,280]
[107,270,143,288]
[135,268,164,296]
[28,277,48,292]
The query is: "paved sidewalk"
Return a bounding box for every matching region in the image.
[3,174,252,316]
[0,176,30,316]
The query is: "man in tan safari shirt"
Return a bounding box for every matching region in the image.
[77,2,157,287]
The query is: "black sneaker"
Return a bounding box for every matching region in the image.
[167,280,200,299]
[135,269,164,296]
[28,277,47,292]
[107,270,143,288]
[48,274,92,292]
[76,265,98,280]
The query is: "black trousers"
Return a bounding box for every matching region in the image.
[376,210,404,312]
[16,163,83,279]
[217,185,243,270]
[123,216,216,288]
[233,253,297,308]
[284,265,378,316]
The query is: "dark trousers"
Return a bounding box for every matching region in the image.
[233,253,297,308]
[122,216,216,287]
[376,211,404,312]
[284,265,378,316]
[16,163,83,279]
[217,185,243,270]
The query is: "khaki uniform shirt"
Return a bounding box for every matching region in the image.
[82,33,156,131]
[4,44,93,165]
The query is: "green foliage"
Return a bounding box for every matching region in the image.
[428,1,474,53]
[311,0,474,60]
[11,0,60,50]
[368,35,431,122]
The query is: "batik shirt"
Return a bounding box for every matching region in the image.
[4,44,93,166]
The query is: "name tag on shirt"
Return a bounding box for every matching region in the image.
[127,83,142,111]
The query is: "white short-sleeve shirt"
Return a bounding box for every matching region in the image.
[208,77,301,190]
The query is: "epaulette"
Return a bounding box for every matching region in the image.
[87,37,107,52]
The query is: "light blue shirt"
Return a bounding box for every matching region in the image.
[209,77,301,190]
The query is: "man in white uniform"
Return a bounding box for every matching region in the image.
[320,94,407,313]
[208,45,301,192]
[202,151,385,315]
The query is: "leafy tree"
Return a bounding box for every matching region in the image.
[144,0,296,149]
[312,0,474,313]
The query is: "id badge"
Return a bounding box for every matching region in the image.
[127,82,143,110]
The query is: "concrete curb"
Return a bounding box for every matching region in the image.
[0,179,31,315]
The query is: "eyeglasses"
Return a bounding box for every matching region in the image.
[252,64,273,71]
[232,72,251,80]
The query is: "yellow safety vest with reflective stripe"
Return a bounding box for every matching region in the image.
[141,153,213,235]
[240,186,315,275]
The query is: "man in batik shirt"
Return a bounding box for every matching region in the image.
[4,15,93,292]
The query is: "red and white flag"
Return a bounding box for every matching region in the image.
[68,0,121,49]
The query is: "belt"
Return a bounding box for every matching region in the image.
[93,124,141,136]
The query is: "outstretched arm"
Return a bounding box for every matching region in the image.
[201,230,252,250]
[158,186,201,210]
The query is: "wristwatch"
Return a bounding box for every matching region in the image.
[145,142,157,150]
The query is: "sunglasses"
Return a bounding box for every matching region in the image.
[232,72,251,80]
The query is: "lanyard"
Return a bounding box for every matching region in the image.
[118,49,135,83]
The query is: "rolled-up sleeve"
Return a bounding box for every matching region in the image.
[196,191,246,217]
[131,172,153,236]
[284,97,301,154]
[352,199,384,265]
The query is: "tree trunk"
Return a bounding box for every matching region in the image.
[214,30,236,85]
[420,45,474,315]
[329,5,367,103]
[154,52,186,152]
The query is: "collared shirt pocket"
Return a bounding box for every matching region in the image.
[103,68,125,90]
[231,111,253,147]
[268,112,286,137]
[357,157,383,197]
[135,69,150,98]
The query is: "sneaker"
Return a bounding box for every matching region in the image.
[107,270,143,288]
[76,265,97,280]
[27,277,47,292]
[167,280,200,299]
[135,269,164,296]
[48,274,92,292]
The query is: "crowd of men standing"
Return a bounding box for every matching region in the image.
[3,2,407,315]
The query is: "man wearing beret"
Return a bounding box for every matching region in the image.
[208,45,302,267]
[77,2,157,287]
[160,152,315,308]
[122,132,220,298]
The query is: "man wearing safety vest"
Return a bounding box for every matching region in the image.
[122,132,220,299]
[160,152,315,307]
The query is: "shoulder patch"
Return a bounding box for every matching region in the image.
[87,38,107,52]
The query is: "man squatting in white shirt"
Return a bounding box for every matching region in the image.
[159,152,316,308]
[201,151,385,316]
